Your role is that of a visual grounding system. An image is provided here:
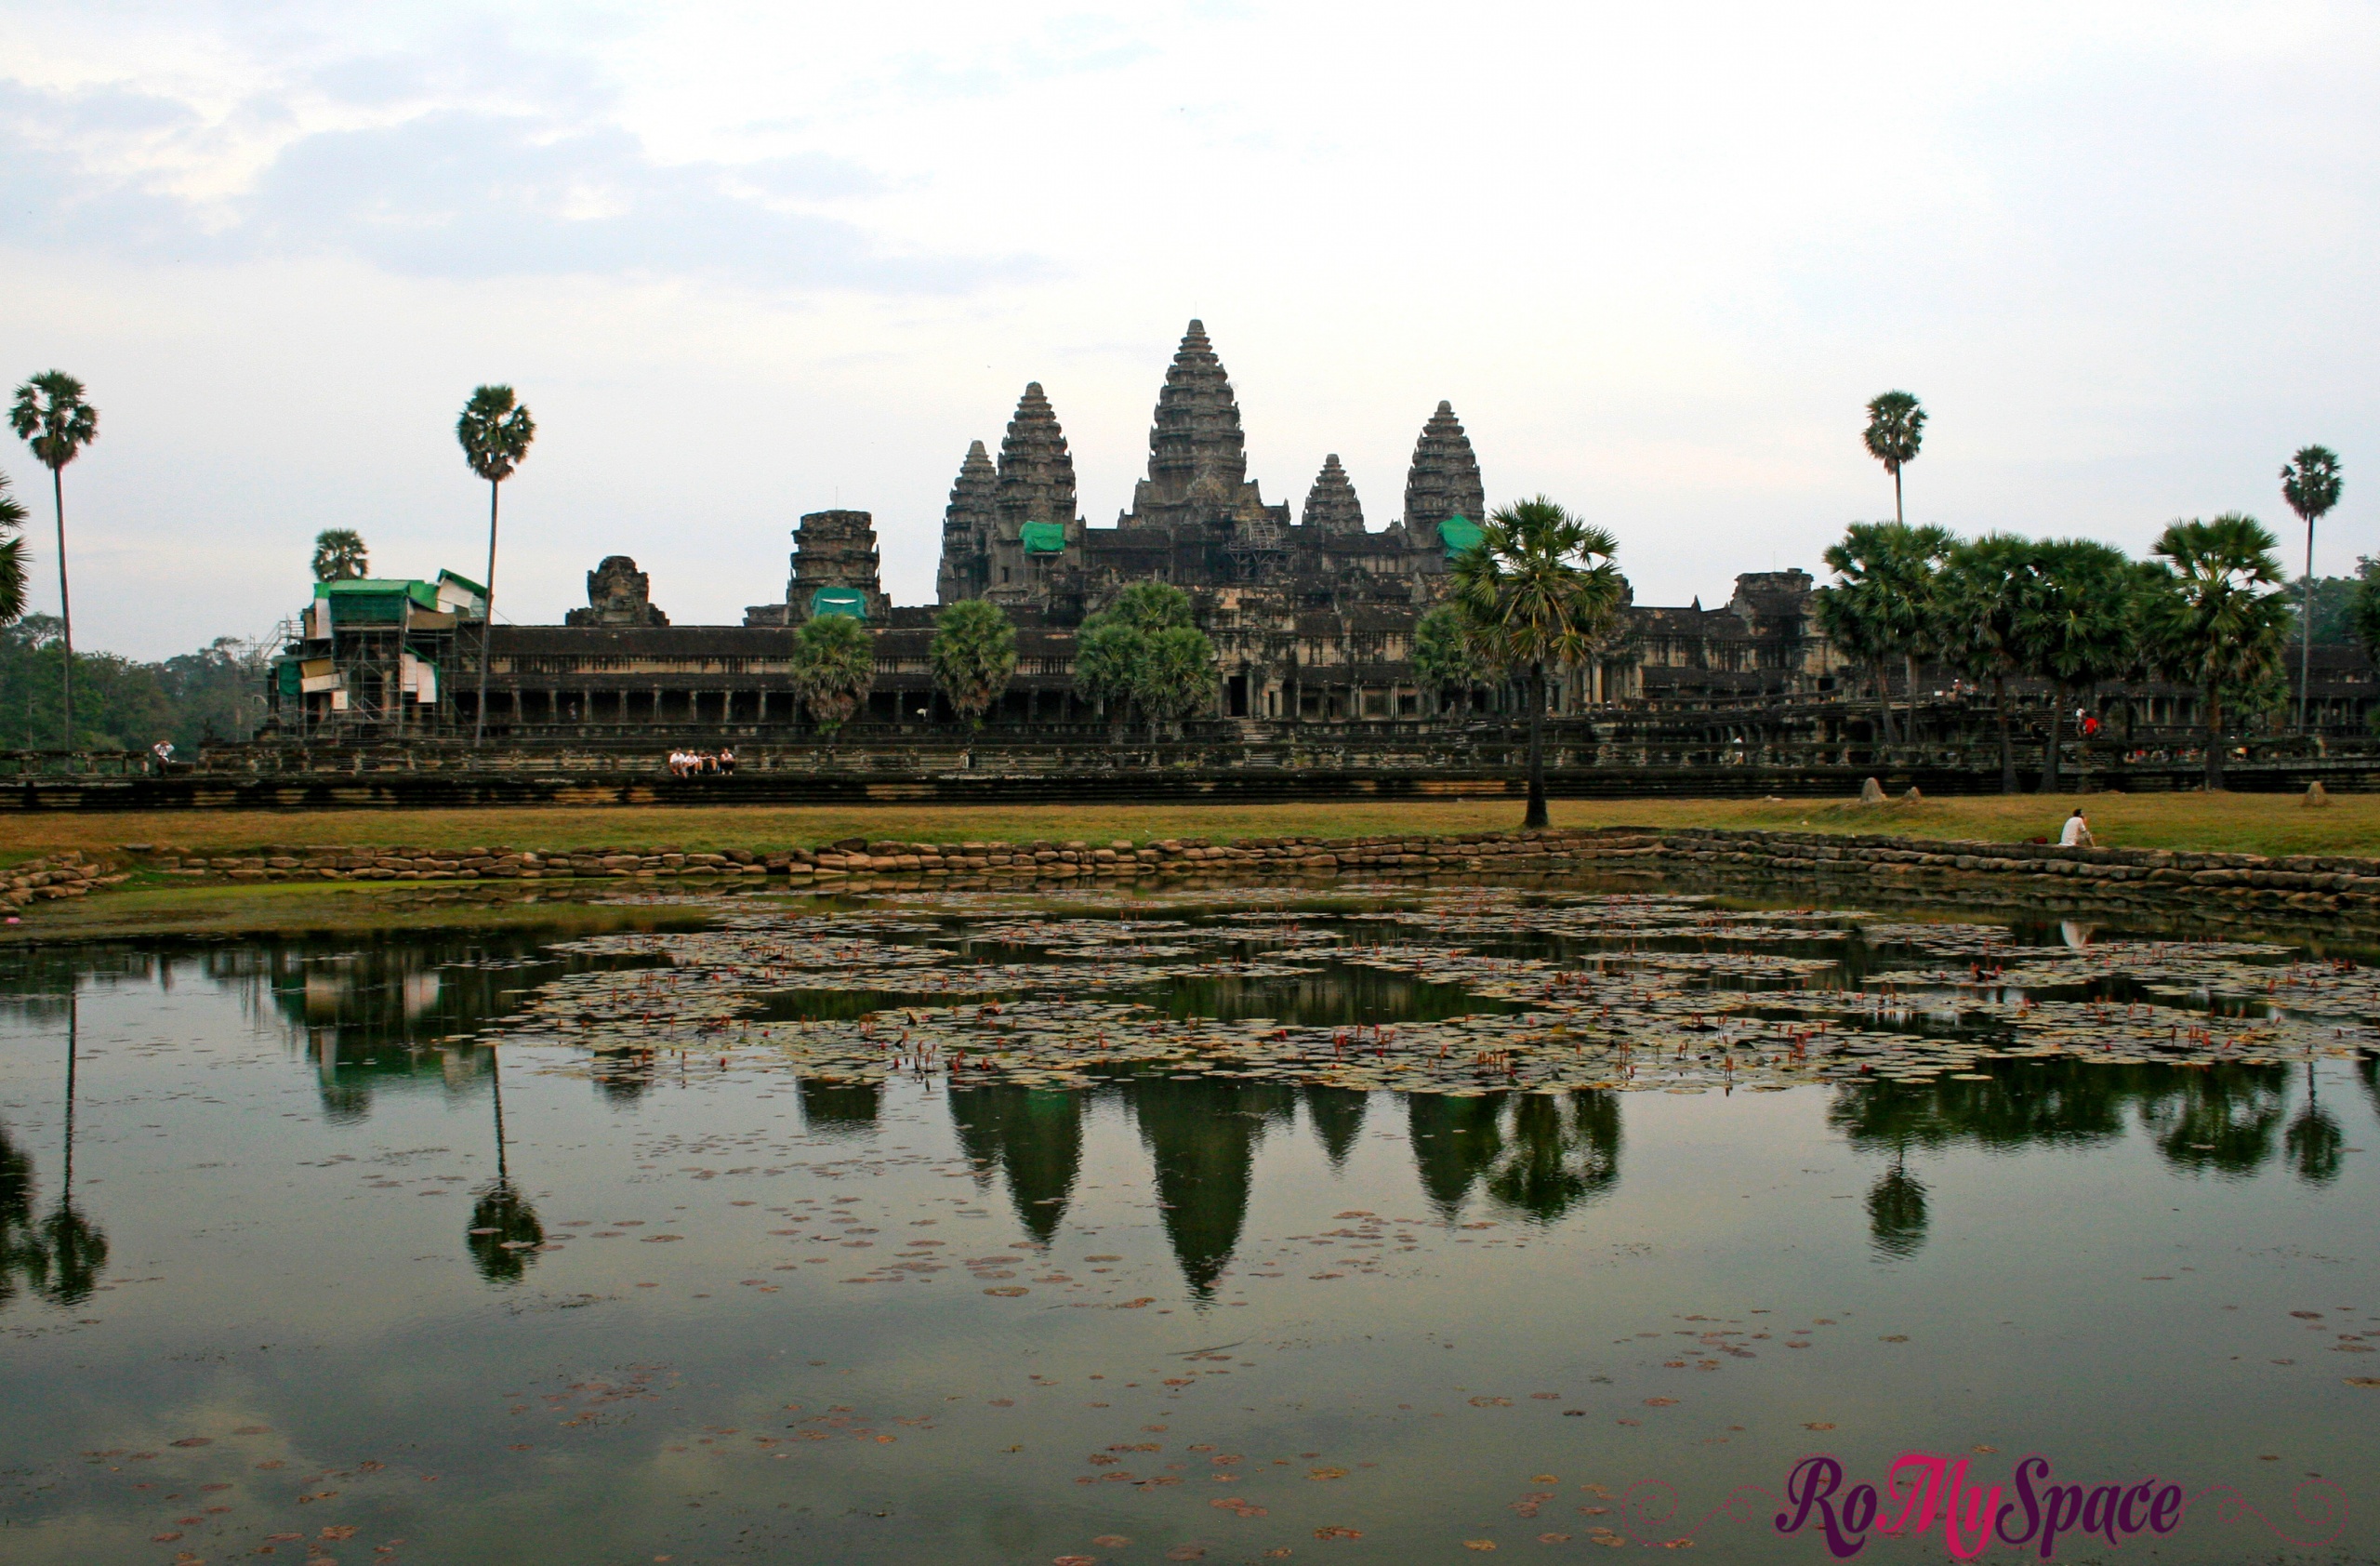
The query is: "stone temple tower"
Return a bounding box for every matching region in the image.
[1140,319,1247,511]
[785,509,888,622]
[1301,454,1365,534]
[985,381,1083,603]
[935,439,998,604]
[996,382,1078,537]
[1402,401,1486,548]
[1117,320,1290,553]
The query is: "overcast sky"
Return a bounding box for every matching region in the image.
[2,1,2373,658]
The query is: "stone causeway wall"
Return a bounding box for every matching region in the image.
[57,825,2380,932]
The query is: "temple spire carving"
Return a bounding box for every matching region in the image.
[1144,319,1248,506]
[1401,400,1485,547]
[996,382,1078,536]
[1301,454,1365,534]
[935,439,998,604]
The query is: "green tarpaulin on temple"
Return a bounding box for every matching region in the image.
[1437,514,1485,559]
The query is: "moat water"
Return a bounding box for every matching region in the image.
[3,882,2377,1564]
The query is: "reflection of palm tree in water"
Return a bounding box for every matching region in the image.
[2,991,111,1307]
[1865,1154,1929,1260]
[2284,1062,2344,1187]
[1410,1092,1621,1224]
[1486,1093,1620,1223]
[467,1049,544,1283]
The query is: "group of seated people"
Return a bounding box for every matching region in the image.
[667,747,736,778]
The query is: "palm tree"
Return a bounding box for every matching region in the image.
[0,469,26,626]
[2281,445,2345,733]
[311,528,369,582]
[8,373,99,746]
[788,612,875,738]
[2021,538,2132,792]
[1073,617,1146,741]
[1861,392,1925,526]
[1134,623,1217,741]
[1073,582,1215,742]
[1816,521,1948,746]
[455,386,536,746]
[1451,496,1629,829]
[2142,514,2291,790]
[1413,603,1489,715]
[1937,533,2040,793]
[928,599,1017,730]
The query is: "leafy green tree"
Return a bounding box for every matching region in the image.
[2022,537,2132,792]
[1107,580,1196,632]
[0,469,25,627]
[789,612,875,738]
[2351,560,2380,668]
[929,599,1018,730]
[1413,603,1491,714]
[1451,496,1628,829]
[1815,521,1954,745]
[1073,581,1216,741]
[2141,514,2291,790]
[9,372,99,746]
[2281,445,2344,732]
[311,528,369,582]
[1937,533,2040,793]
[1861,391,1925,525]
[1135,624,1216,740]
[456,385,536,746]
[1073,617,1147,739]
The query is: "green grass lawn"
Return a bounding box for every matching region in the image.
[7,789,2376,864]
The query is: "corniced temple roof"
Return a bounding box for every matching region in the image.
[1301,454,1366,534]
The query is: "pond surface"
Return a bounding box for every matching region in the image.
[4,882,2378,1565]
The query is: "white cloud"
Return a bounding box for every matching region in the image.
[0,0,2374,657]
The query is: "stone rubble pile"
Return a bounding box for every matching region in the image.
[3,851,126,909]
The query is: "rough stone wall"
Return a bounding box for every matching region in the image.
[565,556,669,628]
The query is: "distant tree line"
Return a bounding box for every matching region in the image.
[0,615,269,752]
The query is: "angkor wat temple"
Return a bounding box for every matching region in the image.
[258,319,2377,749]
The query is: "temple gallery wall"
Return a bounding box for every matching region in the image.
[257,321,2380,750]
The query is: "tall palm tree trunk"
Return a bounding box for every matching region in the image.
[1524,660,1549,829]
[2204,684,2226,790]
[2041,690,2064,794]
[1893,469,1904,527]
[1874,659,1894,748]
[1994,675,2016,793]
[2300,521,2315,735]
[50,468,72,749]
[1903,652,1920,745]
[474,480,499,747]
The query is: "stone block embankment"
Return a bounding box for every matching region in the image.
[65,825,2380,931]
[1649,827,2380,926]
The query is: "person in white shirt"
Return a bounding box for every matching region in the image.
[2058,808,2094,848]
